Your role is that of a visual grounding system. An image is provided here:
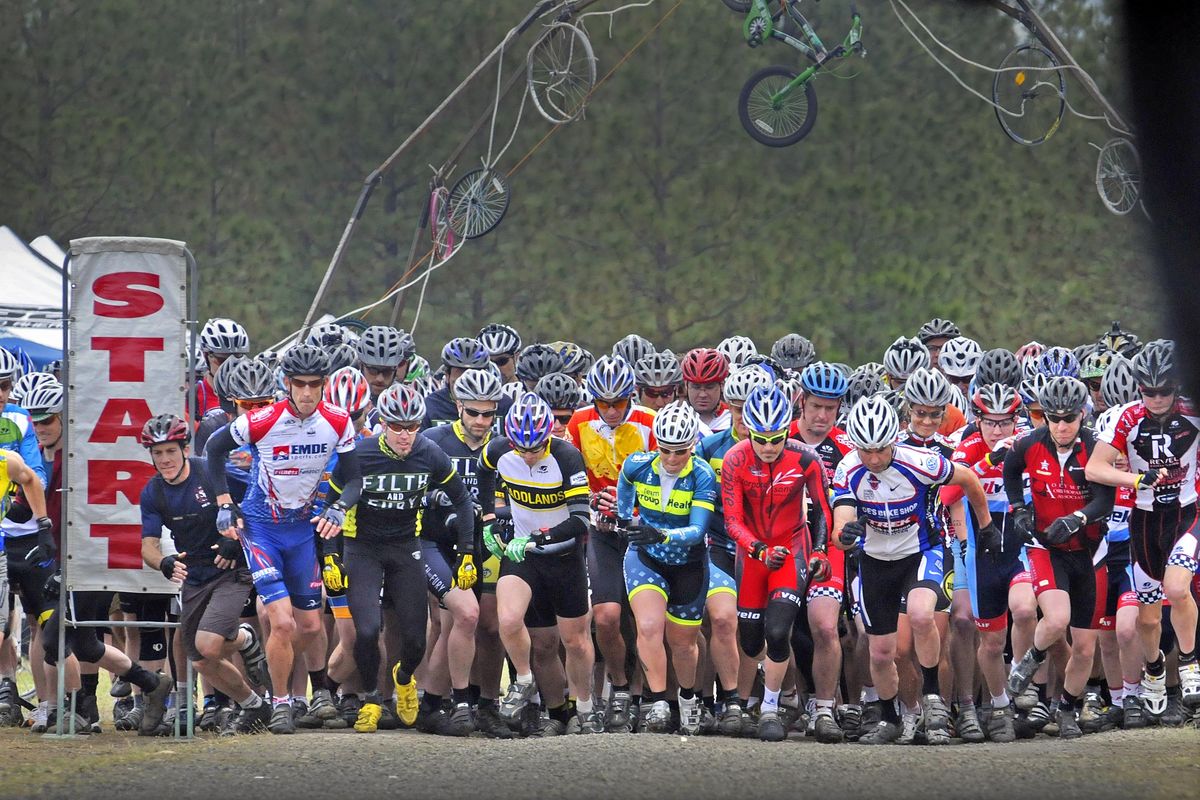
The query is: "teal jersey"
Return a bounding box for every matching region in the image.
[616,451,717,565]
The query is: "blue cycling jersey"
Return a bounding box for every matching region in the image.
[694,428,740,555]
[615,451,717,566]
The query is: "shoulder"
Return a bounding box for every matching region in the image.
[316,400,352,428]
[691,456,718,482]
[624,450,655,471]
[830,427,855,453]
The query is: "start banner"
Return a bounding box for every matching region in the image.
[65,237,192,594]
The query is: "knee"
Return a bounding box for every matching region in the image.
[978,632,1004,659]
[497,608,525,638]
[593,604,621,632]
[1163,577,1195,606]
[269,613,297,640]
[476,611,499,638]
[454,605,479,634]
[195,637,225,663]
[950,607,975,637]
[870,643,896,670]
[907,609,936,635]
[635,616,664,644]
[1011,602,1038,629]
[809,615,839,646]
[737,617,764,658]
[711,608,737,641]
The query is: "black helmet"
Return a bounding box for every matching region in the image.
[280,344,330,378]
[917,318,961,344]
[976,348,1021,388]
[212,355,247,401]
[516,344,565,383]
[1038,376,1089,416]
[534,372,583,410]
[1132,339,1177,389]
[226,358,277,400]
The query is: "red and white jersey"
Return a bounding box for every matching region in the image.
[950,431,1008,513]
[1099,398,1200,511]
[230,400,356,522]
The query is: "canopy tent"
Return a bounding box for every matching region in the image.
[0,226,66,365]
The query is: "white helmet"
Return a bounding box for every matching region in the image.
[199,318,250,356]
[716,335,758,368]
[845,395,900,450]
[938,336,983,378]
[903,367,954,408]
[883,336,930,381]
[723,364,774,404]
[653,401,700,447]
[453,368,503,402]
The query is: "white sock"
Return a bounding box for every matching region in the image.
[1123,680,1140,697]
[1110,687,1124,704]
[576,697,593,714]
[515,672,533,686]
[862,686,879,703]
[273,694,292,707]
[240,692,263,709]
[815,698,835,711]
[991,691,1010,708]
[761,687,780,712]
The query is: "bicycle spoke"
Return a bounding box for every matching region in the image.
[992,44,1065,146]
[526,23,596,124]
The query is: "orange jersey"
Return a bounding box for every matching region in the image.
[566,405,657,493]
[938,404,966,437]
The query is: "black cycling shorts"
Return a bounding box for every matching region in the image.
[501,546,589,627]
[587,526,628,607]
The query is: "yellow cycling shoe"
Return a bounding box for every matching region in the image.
[393,665,419,727]
[354,702,382,733]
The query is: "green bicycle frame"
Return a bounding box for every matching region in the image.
[741,2,863,104]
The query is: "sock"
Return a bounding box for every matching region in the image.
[746,696,760,711]
[451,687,472,706]
[325,675,341,694]
[239,692,263,709]
[273,694,292,708]
[1147,651,1165,677]
[921,664,940,696]
[678,686,695,701]
[421,693,443,713]
[702,695,716,711]
[515,672,533,686]
[1034,682,1048,703]
[1030,645,1048,663]
[123,664,159,694]
[213,689,230,706]
[308,670,327,694]
[1123,680,1140,697]
[718,687,738,704]
[611,682,630,693]
[1109,686,1124,705]
[815,698,834,711]
[468,684,481,705]
[1059,690,1078,712]
[880,695,900,725]
[80,673,99,698]
[478,697,496,710]
[1180,649,1196,665]
[644,689,666,703]
[761,687,780,712]
[576,697,593,715]
[862,686,879,703]
[363,691,382,706]
[548,702,573,725]
[991,691,1010,708]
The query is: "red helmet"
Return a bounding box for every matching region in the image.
[681,348,730,384]
[140,414,191,448]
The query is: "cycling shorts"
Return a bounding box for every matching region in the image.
[807,542,845,604]
[240,518,322,610]
[735,546,811,612]
[624,547,708,625]
[859,548,945,636]
[965,533,1032,632]
[587,526,628,606]
[500,547,590,627]
[707,546,737,600]
[5,537,54,625]
[1028,547,1107,630]
[899,547,951,616]
[1129,504,1199,604]
[421,538,483,605]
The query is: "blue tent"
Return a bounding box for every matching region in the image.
[0,334,62,370]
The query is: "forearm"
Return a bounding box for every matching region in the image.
[330,450,362,507]
[205,427,238,497]
[141,538,165,570]
[1078,483,1116,524]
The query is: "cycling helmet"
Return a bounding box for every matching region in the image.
[799,361,849,400]
[478,322,522,356]
[857,361,889,380]
[880,389,907,419]
[653,401,700,447]
[938,337,983,378]
[1020,355,1041,383]
[140,413,191,448]
[23,380,63,420]
[11,371,57,407]
[1132,339,1177,388]
[406,355,431,382]
[557,342,593,376]
[357,325,414,369]
[256,349,279,370]
[441,337,489,370]
[1073,343,1100,365]
[1018,373,1048,407]
[515,344,565,383]
[681,348,729,384]
[212,355,247,401]
[845,395,900,450]
[226,357,277,400]
[484,360,505,384]
[1014,341,1046,362]
[1098,321,1142,358]
[305,322,350,349]
[500,380,524,403]
[1037,346,1080,379]
[376,382,426,423]
[742,385,792,434]
[324,367,371,415]
[1079,348,1115,381]
[716,335,758,368]
[504,392,554,450]
[743,353,785,379]
[1101,354,1139,408]
[903,367,954,408]
[724,365,774,404]
[770,334,816,370]
[883,337,931,380]
[1039,376,1089,416]
[634,351,683,388]
[976,348,1021,388]
[972,382,1022,417]
[280,344,330,378]
[411,375,440,398]
[612,334,656,367]
[585,355,636,401]
[845,369,887,407]
[947,383,967,414]
[775,374,803,409]
[325,342,359,372]
[199,318,250,356]
[535,372,583,409]
[453,368,503,402]
[917,318,961,344]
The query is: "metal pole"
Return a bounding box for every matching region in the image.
[388,199,431,328]
[53,249,70,737]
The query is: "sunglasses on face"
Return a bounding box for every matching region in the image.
[658,444,692,457]
[236,398,273,411]
[363,365,397,379]
[1045,412,1080,424]
[31,417,57,426]
[490,356,512,367]
[290,377,325,389]
[462,406,497,419]
[748,431,787,446]
[640,387,677,399]
[512,442,545,454]
[594,398,630,413]
[909,408,945,421]
[553,413,574,425]
[1085,378,1103,392]
[980,416,1016,429]
[1140,386,1176,399]
[1027,409,1045,422]
[385,421,421,433]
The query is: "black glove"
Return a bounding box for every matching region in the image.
[159,554,181,581]
[839,517,866,548]
[216,502,243,534]
[977,522,1003,555]
[318,502,348,528]
[986,447,1009,467]
[215,537,242,562]
[614,517,632,537]
[1044,513,1083,546]
[42,570,61,602]
[627,523,668,547]
[424,489,452,509]
[1010,505,1036,544]
[1136,470,1163,489]
[24,518,57,565]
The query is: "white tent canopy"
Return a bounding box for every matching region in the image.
[0,225,67,355]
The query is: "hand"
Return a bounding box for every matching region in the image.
[482,520,508,560]
[424,489,452,509]
[1135,469,1167,490]
[627,524,668,547]
[986,446,1009,467]
[312,502,348,539]
[1044,514,1083,546]
[228,450,253,470]
[454,553,478,590]
[217,503,244,539]
[590,487,617,521]
[807,549,830,583]
[504,536,531,563]
[763,545,790,570]
[977,521,1003,555]
[838,518,866,549]
[212,537,242,569]
[25,518,57,566]
[42,571,61,602]
[1009,505,1036,544]
[159,553,187,582]
[322,553,347,592]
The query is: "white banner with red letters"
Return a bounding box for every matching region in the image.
[65,237,191,593]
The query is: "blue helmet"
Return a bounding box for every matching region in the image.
[505,392,554,450]
[585,355,636,401]
[800,361,848,400]
[1036,346,1080,379]
[742,385,792,434]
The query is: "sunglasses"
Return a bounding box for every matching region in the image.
[979,416,1016,429]
[511,441,545,454]
[490,356,512,367]
[362,365,397,379]
[1140,386,1176,398]
[385,421,421,433]
[0,380,10,392]
[236,398,273,411]
[910,408,945,421]
[658,444,692,456]
[553,413,574,425]
[290,377,325,389]
[462,407,497,419]
[31,417,57,426]
[640,387,677,399]
[949,375,972,386]
[1027,408,1045,422]
[1045,412,1080,424]
[594,398,630,413]
[749,431,787,446]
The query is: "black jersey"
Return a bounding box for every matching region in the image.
[139,457,236,586]
[422,421,489,545]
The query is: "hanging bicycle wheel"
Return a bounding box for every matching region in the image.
[448,168,511,239]
[992,44,1065,146]
[526,22,596,125]
[738,65,818,148]
[429,187,464,261]
[1095,138,1141,216]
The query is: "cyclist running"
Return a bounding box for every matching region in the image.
[479,392,598,735]
[356,325,414,402]
[566,355,656,732]
[1005,377,1116,738]
[695,364,774,736]
[423,337,492,428]
[205,344,362,734]
[722,385,832,742]
[196,318,251,421]
[616,403,718,735]
[832,396,998,745]
[682,348,731,437]
[634,351,683,411]
[479,323,522,384]
[1086,341,1200,713]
